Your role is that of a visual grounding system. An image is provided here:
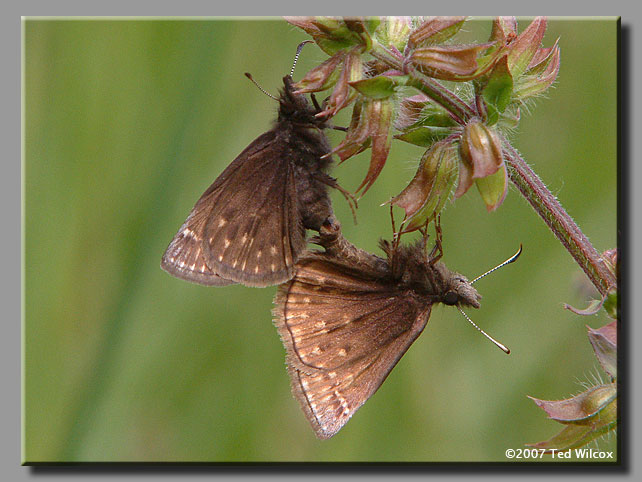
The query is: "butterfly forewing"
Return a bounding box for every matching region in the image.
[160,203,235,286]
[274,254,432,438]
[202,144,304,286]
[162,132,305,287]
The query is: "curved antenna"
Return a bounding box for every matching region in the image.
[471,244,522,285]
[244,72,278,101]
[457,307,510,354]
[291,40,314,78]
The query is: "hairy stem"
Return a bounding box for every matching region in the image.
[502,140,616,296]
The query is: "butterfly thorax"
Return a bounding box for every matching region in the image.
[274,76,335,232]
[381,241,481,309]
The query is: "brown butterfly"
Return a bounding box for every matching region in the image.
[161,74,351,287]
[273,221,518,439]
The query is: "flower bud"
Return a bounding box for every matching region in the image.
[489,17,517,45]
[506,17,547,78]
[408,16,466,50]
[390,140,458,233]
[294,51,346,93]
[376,16,412,51]
[409,42,498,81]
[587,321,617,379]
[285,16,368,55]
[457,120,507,210]
[529,383,616,424]
[330,97,393,195]
[513,39,561,99]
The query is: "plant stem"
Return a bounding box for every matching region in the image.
[502,140,616,296]
[372,41,616,297]
[371,44,474,124]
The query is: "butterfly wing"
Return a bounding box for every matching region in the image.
[161,207,235,286]
[273,255,432,439]
[162,130,305,287]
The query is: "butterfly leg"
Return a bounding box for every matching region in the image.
[429,215,444,264]
[313,172,358,225]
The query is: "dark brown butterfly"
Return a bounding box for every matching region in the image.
[161,75,349,287]
[273,221,518,439]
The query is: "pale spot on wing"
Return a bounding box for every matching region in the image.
[303,297,311,303]
[311,346,321,355]
[178,260,186,268]
[224,239,230,248]
[315,321,326,329]
[254,266,259,274]
[338,348,347,357]
[334,389,350,416]
[218,255,224,262]
[270,246,277,256]
[190,263,196,270]
[286,312,308,321]
[271,263,276,272]
[218,218,227,227]
[241,233,248,244]
[232,260,238,268]
[256,250,262,259]
[241,260,247,270]
[328,371,337,379]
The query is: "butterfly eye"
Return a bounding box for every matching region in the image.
[443,291,459,305]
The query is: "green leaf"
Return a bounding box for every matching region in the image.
[394,126,452,147]
[474,163,507,211]
[482,55,514,113]
[603,290,617,319]
[350,75,406,99]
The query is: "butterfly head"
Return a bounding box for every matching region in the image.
[439,268,481,309]
[279,76,327,128]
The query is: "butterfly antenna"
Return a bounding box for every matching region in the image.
[457,307,510,354]
[471,244,522,285]
[244,73,279,101]
[291,40,314,78]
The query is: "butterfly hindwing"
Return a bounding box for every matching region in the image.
[273,254,432,439]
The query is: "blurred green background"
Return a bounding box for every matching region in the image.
[24,18,617,462]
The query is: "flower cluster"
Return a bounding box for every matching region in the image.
[286,16,560,231]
